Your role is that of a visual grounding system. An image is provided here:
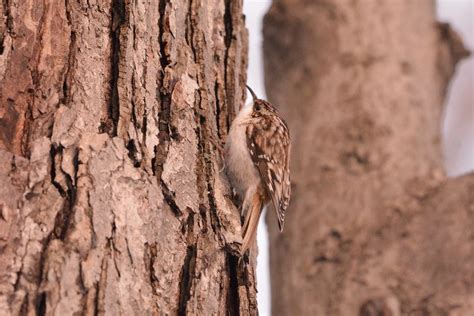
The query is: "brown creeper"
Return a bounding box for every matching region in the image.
[225,86,291,253]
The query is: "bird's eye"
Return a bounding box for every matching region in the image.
[254,103,261,111]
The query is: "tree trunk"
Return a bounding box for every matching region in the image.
[263,0,472,315]
[0,1,257,315]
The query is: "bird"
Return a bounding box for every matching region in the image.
[224,85,291,254]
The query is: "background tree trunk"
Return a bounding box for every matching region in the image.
[0,1,257,315]
[263,0,472,315]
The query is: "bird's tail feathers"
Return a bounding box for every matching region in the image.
[241,192,263,254]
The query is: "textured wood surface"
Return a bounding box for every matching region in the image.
[0,1,256,315]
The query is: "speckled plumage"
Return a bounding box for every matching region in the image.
[225,87,291,253]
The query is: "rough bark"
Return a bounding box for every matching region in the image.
[263,0,472,315]
[0,1,257,315]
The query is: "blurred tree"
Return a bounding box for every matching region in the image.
[263,0,472,315]
[0,0,257,315]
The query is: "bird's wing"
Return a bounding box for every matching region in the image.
[246,115,291,231]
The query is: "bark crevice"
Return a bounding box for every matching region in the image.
[178,245,196,315]
[223,0,234,130]
[227,255,241,316]
[35,291,47,316]
[61,0,76,108]
[108,0,127,136]
[50,145,78,240]
[185,0,197,62]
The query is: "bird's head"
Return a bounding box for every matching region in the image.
[246,85,278,116]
